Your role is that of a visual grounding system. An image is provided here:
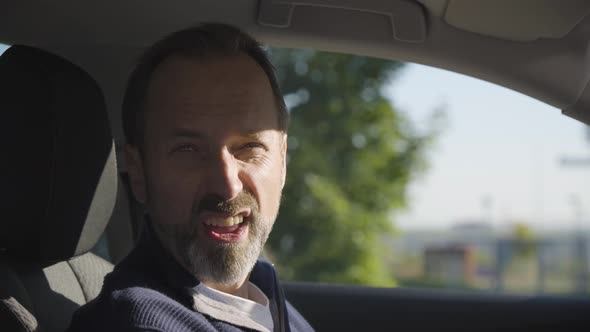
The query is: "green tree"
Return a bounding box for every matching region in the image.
[266,48,439,287]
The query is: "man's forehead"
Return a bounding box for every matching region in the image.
[147,53,272,100]
[144,53,280,129]
[152,94,279,129]
[171,127,280,140]
[160,94,268,116]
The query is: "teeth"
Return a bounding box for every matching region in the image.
[204,215,244,227]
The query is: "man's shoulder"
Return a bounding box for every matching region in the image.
[69,284,216,332]
[286,300,315,332]
[68,268,215,332]
[251,260,314,331]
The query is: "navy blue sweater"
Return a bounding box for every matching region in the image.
[67,224,313,332]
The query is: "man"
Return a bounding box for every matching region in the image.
[68,23,313,332]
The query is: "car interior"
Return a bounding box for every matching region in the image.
[0,45,118,331]
[1,0,590,331]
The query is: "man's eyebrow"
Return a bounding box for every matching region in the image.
[241,132,265,139]
[171,129,205,139]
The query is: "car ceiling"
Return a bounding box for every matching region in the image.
[1,0,589,143]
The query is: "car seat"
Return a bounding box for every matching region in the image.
[0,45,117,332]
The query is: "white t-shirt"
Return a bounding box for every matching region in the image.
[190,282,274,332]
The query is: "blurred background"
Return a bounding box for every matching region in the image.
[266,47,590,295]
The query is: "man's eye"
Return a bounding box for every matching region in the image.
[241,142,266,151]
[173,144,198,153]
[235,142,267,160]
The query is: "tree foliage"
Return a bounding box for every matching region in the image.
[266,48,438,286]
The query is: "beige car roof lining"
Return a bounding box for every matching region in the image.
[0,0,589,135]
[438,0,590,42]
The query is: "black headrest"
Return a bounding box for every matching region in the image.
[0,45,117,262]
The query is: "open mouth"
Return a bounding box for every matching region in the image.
[201,213,250,242]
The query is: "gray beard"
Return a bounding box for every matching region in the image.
[154,213,272,286]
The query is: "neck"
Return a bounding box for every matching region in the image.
[202,278,249,299]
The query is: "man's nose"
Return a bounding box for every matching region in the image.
[206,148,243,201]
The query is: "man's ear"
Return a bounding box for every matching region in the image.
[280,133,288,189]
[124,144,147,204]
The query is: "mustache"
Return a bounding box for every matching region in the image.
[195,191,258,216]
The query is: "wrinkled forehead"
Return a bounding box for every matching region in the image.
[144,53,280,136]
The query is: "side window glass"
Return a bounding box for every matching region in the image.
[0,44,10,55]
[268,47,590,296]
[91,233,112,262]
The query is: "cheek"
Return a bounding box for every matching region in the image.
[144,157,200,225]
[245,157,285,218]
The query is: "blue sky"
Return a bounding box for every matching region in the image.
[387,64,590,232]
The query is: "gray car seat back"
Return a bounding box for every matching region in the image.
[0,45,118,332]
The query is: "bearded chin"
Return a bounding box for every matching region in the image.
[184,239,259,285]
[160,214,273,286]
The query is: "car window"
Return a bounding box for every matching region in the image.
[92,233,111,261]
[268,47,590,295]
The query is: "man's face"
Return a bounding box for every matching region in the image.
[126,54,287,286]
